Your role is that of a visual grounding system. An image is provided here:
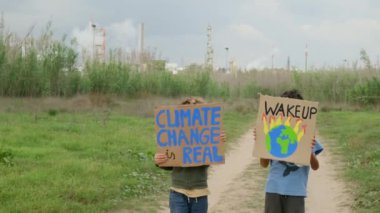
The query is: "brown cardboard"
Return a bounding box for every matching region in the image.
[253,95,319,165]
[155,103,224,167]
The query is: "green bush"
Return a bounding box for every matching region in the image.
[0,148,14,167]
[351,77,380,104]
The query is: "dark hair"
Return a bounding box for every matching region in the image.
[280,89,303,100]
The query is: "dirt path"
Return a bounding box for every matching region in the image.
[208,129,263,212]
[158,129,352,213]
[158,129,258,213]
[306,140,353,213]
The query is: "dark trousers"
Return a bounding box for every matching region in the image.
[265,192,305,213]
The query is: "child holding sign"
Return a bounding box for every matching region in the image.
[257,90,323,213]
[154,97,226,213]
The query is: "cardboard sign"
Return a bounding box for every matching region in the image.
[155,103,224,167]
[253,95,319,165]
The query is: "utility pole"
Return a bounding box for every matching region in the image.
[343,59,349,70]
[139,23,145,71]
[287,56,290,71]
[91,22,96,61]
[206,25,214,70]
[305,44,308,72]
[225,47,229,73]
[139,23,144,62]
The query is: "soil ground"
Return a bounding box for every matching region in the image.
[158,129,353,213]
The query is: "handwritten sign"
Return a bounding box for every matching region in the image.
[253,95,319,165]
[155,103,224,167]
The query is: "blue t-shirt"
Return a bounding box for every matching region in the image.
[265,141,323,197]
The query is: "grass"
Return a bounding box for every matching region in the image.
[0,103,255,212]
[318,111,380,212]
[0,111,168,212]
[223,110,256,145]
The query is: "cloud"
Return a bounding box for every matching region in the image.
[107,19,138,50]
[2,0,379,68]
[2,0,92,35]
[240,0,281,17]
[298,18,380,67]
[229,24,269,42]
[212,23,275,69]
[71,18,138,57]
[301,18,380,45]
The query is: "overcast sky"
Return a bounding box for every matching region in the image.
[1,0,380,69]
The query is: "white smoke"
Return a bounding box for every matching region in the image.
[71,19,138,61]
[72,22,93,53]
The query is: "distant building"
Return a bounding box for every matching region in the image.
[147,59,166,71]
[166,62,184,74]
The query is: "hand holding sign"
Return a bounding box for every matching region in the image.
[155,103,225,167]
[220,130,226,143]
[253,95,319,166]
[154,153,168,165]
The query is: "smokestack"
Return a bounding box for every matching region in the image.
[138,23,145,71]
[0,11,4,41]
[139,23,144,64]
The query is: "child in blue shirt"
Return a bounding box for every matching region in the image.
[259,90,323,213]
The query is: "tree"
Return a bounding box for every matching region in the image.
[360,48,372,70]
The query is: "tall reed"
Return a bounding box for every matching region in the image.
[0,30,379,105]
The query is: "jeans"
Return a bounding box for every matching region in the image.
[169,190,208,213]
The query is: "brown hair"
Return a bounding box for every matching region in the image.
[181,97,206,105]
